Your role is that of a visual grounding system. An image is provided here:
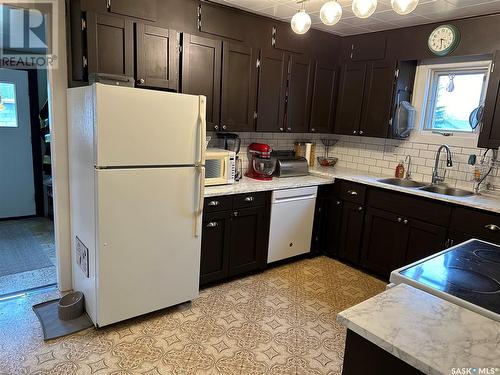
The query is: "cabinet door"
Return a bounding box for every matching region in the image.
[361,207,408,278]
[107,0,157,21]
[182,34,222,131]
[135,24,179,90]
[478,51,500,148]
[309,61,338,134]
[221,42,258,132]
[86,12,134,78]
[360,61,396,138]
[228,206,269,277]
[200,212,230,285]
[334,63,366,135]
[325,198,343,256]
[337,201,365,264]
[256,49,287,132]
[405,219,448,264]
[286,54,314,133]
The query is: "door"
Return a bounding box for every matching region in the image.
[86,12,134,78]
[200,211,230,285]
[478,51,500,148]
[360,61,397,137]
[405,219,448,264]
[337,201,364,263]
[256,49,287,132]
[221,42,257,132]
[135,24,179,90]
[182,34,222,131]
[0,69,35,218]
[93,84,203,167]
[96,167,202,326]
[361,207,408,278]
[334,63,367,135]
[286,54,314,133]
[229,207,267,276]
[309,61,338,134]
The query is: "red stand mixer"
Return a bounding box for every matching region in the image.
[246,143,276,181]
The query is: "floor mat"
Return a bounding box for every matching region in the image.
[0,221,53,277]
[32,298,94,341]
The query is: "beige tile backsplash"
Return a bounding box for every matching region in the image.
[207,132,499,191]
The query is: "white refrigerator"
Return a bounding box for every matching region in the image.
[68,83,206,327]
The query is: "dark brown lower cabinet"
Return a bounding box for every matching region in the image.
[404,219,447,264]
[200,193,270,286]
[337,201,365,264]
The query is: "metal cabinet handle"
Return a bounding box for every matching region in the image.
[206,222,218,228]
[244,196,254,202]
[279,127,284,132]
[311,128,316,132]
[353,130,357,135]
[403,219,408,225]
[397,217,402,223]
[485,224,500,232]
[358,206,363,211]
[138,78,145,84]
[208,200,220,206]
[222,125,227,130]
[359,130,364,135]
[287,127,292,131]
[233,211,239,217]
[214,125,219,130]
[336,200,341,206]
[347,190,358,196]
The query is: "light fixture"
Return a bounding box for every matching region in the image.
[291,2,312,35]
[320,1,342,26]
[352,0,377,18]
[391,0,418,15]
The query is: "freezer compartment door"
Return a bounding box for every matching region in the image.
[95,167,202,326]
[94,84,205,167]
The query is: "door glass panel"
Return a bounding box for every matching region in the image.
[0,82,18,128]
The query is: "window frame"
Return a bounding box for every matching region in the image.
[410,59,492,147]
[423,67,489,134]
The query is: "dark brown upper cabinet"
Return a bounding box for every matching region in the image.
[360,61,397,138]
[478,51,500,149]
[348,34,387,62]
[286,54,314,133]
[135,24,179,91]
[198,2,245,42]
[221,42,258,132]
[107,0,157,22]
[181,34,222,132]
[334,62,367,136]
[309,61,338,134]
[255,49,287,132]
[86,12,134,78]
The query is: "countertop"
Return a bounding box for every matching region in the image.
[337,284,500,375]
[204,174,334,197]
[204,166,500,214]
[309,166,500,214]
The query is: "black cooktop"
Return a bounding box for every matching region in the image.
[400,239,500,315]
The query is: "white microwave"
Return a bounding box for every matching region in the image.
[205,148,236,186]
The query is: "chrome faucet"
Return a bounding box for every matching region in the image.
[432,145,453,184]
[404,155,412,180]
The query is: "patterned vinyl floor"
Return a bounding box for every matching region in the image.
[0,256,385,375]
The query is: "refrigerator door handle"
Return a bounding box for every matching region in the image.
[195,165,205,237]
[198,96,207,166]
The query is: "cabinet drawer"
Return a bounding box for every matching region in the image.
[367,189,451,227]
[204,196,233,213]
[233,192,269,209]
[450,207,500,243]
[339,181,366,204]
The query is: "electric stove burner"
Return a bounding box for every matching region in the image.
[446,267,500,293]
[473,249,500,264]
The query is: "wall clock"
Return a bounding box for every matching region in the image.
[428,24,460,56]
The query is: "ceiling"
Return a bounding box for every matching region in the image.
[209,0,500,36]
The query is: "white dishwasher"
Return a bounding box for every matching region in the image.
[267,186,318,264]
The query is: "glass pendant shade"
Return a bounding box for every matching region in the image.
[291,9,312,34]
[320,1,342,26]
[352,0,377,18]
[391,0,418,15]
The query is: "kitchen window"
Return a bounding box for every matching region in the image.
[0,82,18,128]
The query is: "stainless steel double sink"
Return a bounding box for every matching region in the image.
[377,178,475,197]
